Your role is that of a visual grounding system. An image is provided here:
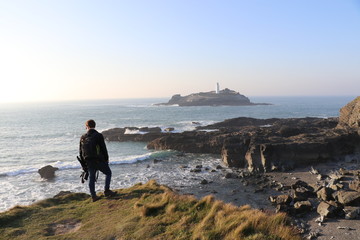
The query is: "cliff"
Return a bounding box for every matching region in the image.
[156,88,270,106]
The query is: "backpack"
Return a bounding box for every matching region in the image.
[80,132,100,160]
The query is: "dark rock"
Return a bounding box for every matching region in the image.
[153,159,162,164]
[190,168,201,173]
[349,180,360,192]
[275,204,292,213]
[278,126,301,137]
[139,127,162,133]
[292,180,316,201]
[164,127,175,132]
[317,187,334,201]
[38,165,59,179]
[224,172,237,179]
[294,200,312,214]
[344,206,360,219]
[339,168,357,176]
[294,187,313,201]
[200,179,208,184]
[54,191,73,198]
[292,180,312,190]
[269,194,292,205]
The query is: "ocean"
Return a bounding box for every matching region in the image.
[0,96,356,212]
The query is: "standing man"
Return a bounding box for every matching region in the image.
[79,119,116,202]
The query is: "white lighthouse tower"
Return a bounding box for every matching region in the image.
[216,82,220,94]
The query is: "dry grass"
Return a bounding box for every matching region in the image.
[0,180,301,240]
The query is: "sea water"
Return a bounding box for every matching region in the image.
[0,96,355,212]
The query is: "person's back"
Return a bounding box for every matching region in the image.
[79,119,116,202]
[80,128,108,168]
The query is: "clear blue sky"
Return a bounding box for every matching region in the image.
[1,0,359,102]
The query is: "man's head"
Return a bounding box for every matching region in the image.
[85,119,96,130]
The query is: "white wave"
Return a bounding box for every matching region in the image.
[124,129,148,135]
[0,151,175,177]
[111,153,153,164]
[6,168,38,176]
[197,129,219,132]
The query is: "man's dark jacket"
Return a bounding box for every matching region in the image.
[79,129,109,168]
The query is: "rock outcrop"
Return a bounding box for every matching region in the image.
[155,88,270,106]
[338,96,360,129]
[102,127,165,142]
[147,117,360,172]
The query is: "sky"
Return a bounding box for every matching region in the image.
[0,0,359,103]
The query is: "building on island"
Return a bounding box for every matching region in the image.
[216,82,220,94]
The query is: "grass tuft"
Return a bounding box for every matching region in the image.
[0,180,301,240]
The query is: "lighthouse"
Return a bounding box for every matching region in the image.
[216,82,220,94]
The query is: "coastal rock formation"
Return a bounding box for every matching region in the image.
[38,165,59,179]
[156,88,269,106]
[338,96,360,129]
[105,97,360,173]
[147,117,360,172]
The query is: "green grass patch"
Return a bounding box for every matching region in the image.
[0,180,301,240]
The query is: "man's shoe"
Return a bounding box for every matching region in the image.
[92,195,100,202]
[104,190,116,197]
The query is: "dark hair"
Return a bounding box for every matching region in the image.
[86,119,96,128]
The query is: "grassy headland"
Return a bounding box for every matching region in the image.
[0,180,301,240]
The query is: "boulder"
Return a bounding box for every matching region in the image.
[343,206,360,219]
[38,165,59,179]
[269,194,292,205]
[316,187,334,201]
[317,201,338,218]
[336,191,360,206]
[164,127,175,132]
[349,180,360,192]
[294,187,314,201]
[294,200,312,214]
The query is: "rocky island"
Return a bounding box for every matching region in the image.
[156,84,270,106]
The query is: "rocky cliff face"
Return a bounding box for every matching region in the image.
[338,96,360,129]
[146,117,360,172]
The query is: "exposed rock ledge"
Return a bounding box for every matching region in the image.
[155,88,270,106]
[103,96,360,172]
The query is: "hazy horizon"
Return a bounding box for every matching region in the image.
[1,1,359,103]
